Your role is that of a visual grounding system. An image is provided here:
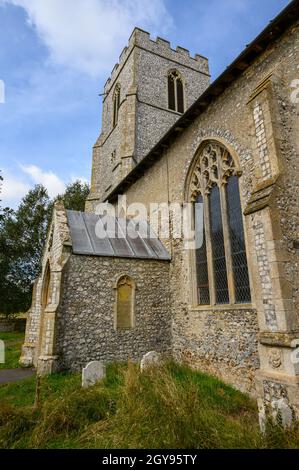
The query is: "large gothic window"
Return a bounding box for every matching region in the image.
[190,142,251,305]
[113,84,121,128]
[168,71,184,113]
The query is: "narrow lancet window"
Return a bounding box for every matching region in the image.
[113,85,121,127]
[168,71,184,113]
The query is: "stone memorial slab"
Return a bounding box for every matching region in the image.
[140,351,162,372]
[82,361,106,388]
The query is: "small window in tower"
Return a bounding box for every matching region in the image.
[115,275,135,330]
[168,71,185,114]
[113,84,121,128]
[177,78,184,114]
[168,75,176,111]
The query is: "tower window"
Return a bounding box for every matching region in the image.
[168,71,184,113]
[191,142,251,306]
[113,84,121,127]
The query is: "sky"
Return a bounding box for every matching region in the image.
[0,0,291,208]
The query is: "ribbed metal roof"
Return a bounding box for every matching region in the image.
[66,210,171,261]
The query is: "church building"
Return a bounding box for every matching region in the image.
[21,1,299,425]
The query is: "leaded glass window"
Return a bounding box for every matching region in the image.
[226,176,251,303]
[209,186,229,304]
[190,142,251,306]
[168,71,184,113]
[195,195,210,305]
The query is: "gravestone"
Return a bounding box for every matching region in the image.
[140,351,162,372]
[82,361,106,388]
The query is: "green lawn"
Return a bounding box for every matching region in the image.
[0,332,25,370]
[0,362,298,449]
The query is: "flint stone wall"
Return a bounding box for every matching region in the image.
[55,254,171,372]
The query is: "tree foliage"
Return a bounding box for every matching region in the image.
[0,179,89,316]
[56,180,90,212]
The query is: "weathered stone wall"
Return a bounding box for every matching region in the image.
[55,255,171,372]
[121,20,299,397]
[20,204,72,372]
[173,307,259,395]
[86,28,210,210]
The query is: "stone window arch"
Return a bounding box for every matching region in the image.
[112,84,121,127]
[115,275,135,329]
[168,70,184,113]
[188,141,251,306]
[38,261,51,358]
[41,261,51,310]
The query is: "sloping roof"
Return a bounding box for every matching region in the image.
[66,210,171,261]
[107,0,299,202]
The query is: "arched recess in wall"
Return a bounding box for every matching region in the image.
[41,261,51,311]
[38,261,51,357]
[114,275,136,330]
[167,70,185,113]
[185,139,251,307]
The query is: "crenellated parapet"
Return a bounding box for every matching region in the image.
[104,27,209,95]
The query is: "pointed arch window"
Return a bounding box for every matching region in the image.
[115,275,135,329]
[113,84,121,128]
[190,142,251,306]
[168,71,184,113]
[41,262,51,310]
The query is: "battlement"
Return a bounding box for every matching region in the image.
[104,27,209,94]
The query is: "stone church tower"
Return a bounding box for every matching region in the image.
[86,28,210,211]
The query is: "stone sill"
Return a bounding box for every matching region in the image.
[259,331,299,347]
[256,368,299,385]
[188,303,254,312]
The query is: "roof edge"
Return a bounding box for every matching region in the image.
[107,0,299,202]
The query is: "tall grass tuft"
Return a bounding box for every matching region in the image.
[0,361,299,449]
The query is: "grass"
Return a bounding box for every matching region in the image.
[0,332,25,370]
[0,361,298,449]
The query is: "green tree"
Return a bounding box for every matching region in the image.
[56,180,89,212]
[0,179,90,315]
[0,185,52,315]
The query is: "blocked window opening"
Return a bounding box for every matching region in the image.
[116,276,135,329]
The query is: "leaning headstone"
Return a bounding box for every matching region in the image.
[140,351,162,372]
[82,361,106,388]
[271,398,294,428]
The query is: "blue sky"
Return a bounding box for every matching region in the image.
[0,0,291,208]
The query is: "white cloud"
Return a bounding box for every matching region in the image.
[1,172,30,207]
[70,175,89,185]
[1,166,89,208]
[0,0,172,76]
[21,164,65,197]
